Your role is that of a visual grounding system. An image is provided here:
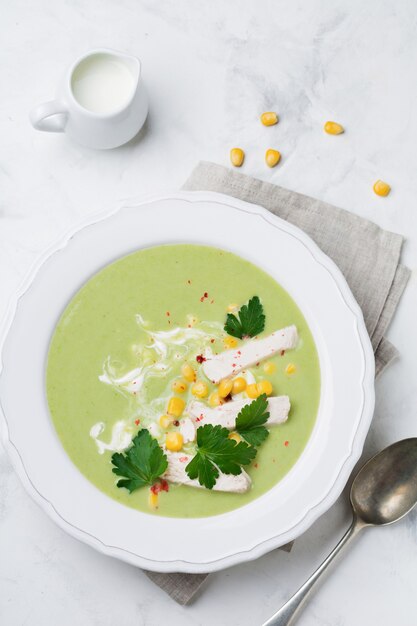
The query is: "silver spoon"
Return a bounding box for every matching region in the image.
[262,438,417,626]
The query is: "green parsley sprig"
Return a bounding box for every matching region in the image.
[224,295,265,339]
[235,393,270,446]
[111,429,168,493]
[185,424,256,489]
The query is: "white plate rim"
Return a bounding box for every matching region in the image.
[0,190,375,573]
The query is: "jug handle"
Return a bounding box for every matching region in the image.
[29,100,68,133]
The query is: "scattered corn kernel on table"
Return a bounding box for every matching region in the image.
[1,1,417,625]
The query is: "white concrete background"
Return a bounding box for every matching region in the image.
[1,1,417,624]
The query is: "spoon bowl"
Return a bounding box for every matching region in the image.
[351,438,417,526]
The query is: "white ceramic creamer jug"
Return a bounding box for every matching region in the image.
[30,49,148,149]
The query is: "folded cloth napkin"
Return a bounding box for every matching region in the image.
[145,161,410,604]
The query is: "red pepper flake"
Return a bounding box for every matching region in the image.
[281,350,286,356]
[254,463,259,469]
[166,311,170,317]
[179,456,188,463]
[196,354,206,364]
[284,440,289,447]
[188,324,192,328]
[173,420,180,427]
[256,362,260,367]
[199,291,209,302]
[187,279,191,284]
[237,350,241,355]
[195,413,204,422]
[151,479,169,495]
[134,419,140,426]
[232,363,236,368]
[210,338,215,343]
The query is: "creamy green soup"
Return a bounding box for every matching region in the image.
[47,245,320,517]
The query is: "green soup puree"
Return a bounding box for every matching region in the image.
[47,245,320,517]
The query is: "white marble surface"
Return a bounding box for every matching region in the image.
[1,1,417,624]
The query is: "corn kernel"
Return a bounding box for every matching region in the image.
[218,379,233,398]
[165,432,183,452]
[263,361,276,375]
[230,147,245,167]
[192,380,209,398]
[373,180,391,197]
[232,377,247,394]
[172,379,188,393]
[181,363,196,382]
[229,432,242,443]
[167,396,185,417]
[209,391,222,407]
[159,414,172,429]
[257,380,273,396]
[285,363,297,375]
[260,111,279,126]
[226,303,238,313]
[246,383,260,399]
[265,149,281,168]
[324,121,344,135]
[148,490,159,509]
[223,336,238,349]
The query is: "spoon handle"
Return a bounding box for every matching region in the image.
[262,518,364,626]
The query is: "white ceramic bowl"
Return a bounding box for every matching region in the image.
[0,191,375,573]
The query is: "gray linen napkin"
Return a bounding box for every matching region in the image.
[145,161,410,604]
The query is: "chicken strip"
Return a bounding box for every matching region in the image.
[179,417,196,443]
[188,396,290,429]
[203,325,298,383]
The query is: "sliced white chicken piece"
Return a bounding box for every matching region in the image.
[203,325,298,383]
[188,396,290,429]
[163,450,251,493]
[179,417,196,443]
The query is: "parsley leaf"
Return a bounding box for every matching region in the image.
[111,429,168,493]
[185,424,256,489]
[235,394,270,447]
[224,296,265,339]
